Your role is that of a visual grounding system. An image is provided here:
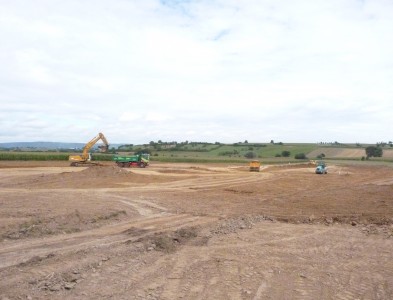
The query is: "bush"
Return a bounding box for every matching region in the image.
[244,151,256,159]
[281,150,291,157]
[135,148,151,155]
[294,153,307,159]
[365,146,383,158]
[218,151,235,156]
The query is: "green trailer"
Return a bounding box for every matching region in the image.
[113,153,150,168]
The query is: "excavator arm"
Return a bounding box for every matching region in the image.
[81,132,109,159]
[69,132,109,166]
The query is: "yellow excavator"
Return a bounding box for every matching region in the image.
[68,132,109,166]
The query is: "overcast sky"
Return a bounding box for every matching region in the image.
[1,0,392,144]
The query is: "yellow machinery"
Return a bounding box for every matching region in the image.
[249,160,261,172]
[68,132,109,166]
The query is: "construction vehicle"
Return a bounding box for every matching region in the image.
[68,132,109,166]
[249,160,261,172]
[315,161,328,174]
[113,153,150,168]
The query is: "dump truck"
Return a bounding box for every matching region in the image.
[69,132,109,166]
[113,153,150,168]
[315,161,328,174]
[249,160,261,172]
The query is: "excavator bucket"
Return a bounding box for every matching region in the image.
[98,145,109,152]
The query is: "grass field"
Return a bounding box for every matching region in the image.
[0,152,112,162]
[3,142,391,163]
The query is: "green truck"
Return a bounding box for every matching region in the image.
[113,153,150,168]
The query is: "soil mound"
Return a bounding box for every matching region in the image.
[77,165,135,178]
[43,166,142,188]
[2,166,145,189]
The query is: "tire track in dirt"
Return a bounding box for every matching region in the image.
[253,275,272,300]
[164,173,273,191]
[0,211,218,295]
[113,171,273,192]
[0,213,217,270]
[207,228,332,251]
[111,195,168,215]
[118,200,153,216]
[0,169,275,196]
[141,225,329,299]
[72,215,335,299]
[131,250,240,299]
[157,250,193,299]
[192,222,393,300]
[325,240,393,300]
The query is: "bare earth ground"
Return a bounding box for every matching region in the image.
[0,161,392,299]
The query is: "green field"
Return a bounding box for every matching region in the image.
[1,142,392,164]
[0,152,112,162]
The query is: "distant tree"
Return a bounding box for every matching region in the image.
[270,140,274,144]
[244,140,248,144]
[135,148,151,155]
[119,144,133,150]
[377,142,387,147]
[365,146,383,158]
[108,147,117,154]
[281,150,291,157]
[316,153,326,159]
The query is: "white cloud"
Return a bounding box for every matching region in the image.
[119,112,140,122]
[145,112,172,122]
[0,0,392,143]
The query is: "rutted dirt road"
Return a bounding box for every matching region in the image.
[0,161,392,299]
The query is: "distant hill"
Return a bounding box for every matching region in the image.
[0,142,121,150]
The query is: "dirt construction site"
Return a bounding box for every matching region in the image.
[0,161,392,299]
